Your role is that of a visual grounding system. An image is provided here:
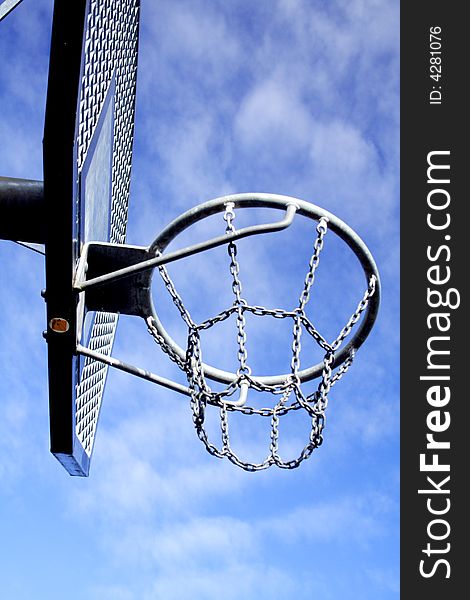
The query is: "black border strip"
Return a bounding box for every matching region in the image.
[401,3,467,596]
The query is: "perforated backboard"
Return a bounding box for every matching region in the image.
[43,0,140,476]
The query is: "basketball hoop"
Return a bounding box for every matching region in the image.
[143,193,380,471]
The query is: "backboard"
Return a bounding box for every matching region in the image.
[43,0,140,476]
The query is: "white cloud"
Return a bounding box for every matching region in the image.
[71,401,250,520]
[310,119,378,176]
[365,566,400,595]
[82,490,396,599]
[147,564,297,600]
[151,113,233,204]
[143,0,241,75]
[151,516,259,566]
[89,584,137,600]
[235,79,313,152]
[261,492,394,547]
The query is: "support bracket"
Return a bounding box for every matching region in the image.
[77,242,152,317]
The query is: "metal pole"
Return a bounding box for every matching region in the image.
[0,176,46,243]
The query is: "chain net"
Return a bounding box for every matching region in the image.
[147,204,377,471]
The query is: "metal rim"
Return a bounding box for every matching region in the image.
[149,193,381,386]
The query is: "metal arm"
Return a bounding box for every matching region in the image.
[75,203,298,291]
[76,343,191,397]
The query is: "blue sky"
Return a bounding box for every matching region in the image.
[0,1,399,598]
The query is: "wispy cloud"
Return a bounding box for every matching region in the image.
[81,489,396,599]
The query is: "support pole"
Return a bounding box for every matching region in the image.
[0,176,45,243]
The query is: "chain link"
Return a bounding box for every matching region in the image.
[298,217,328,310]
[147,209,377,471]
[331,275,377,351]
[224,203,251,376]
[146,316,187,370]
[157,257,197,330]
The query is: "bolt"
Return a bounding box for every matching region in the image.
[49,318,70,333]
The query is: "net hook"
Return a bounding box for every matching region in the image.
[224,381,250,407]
